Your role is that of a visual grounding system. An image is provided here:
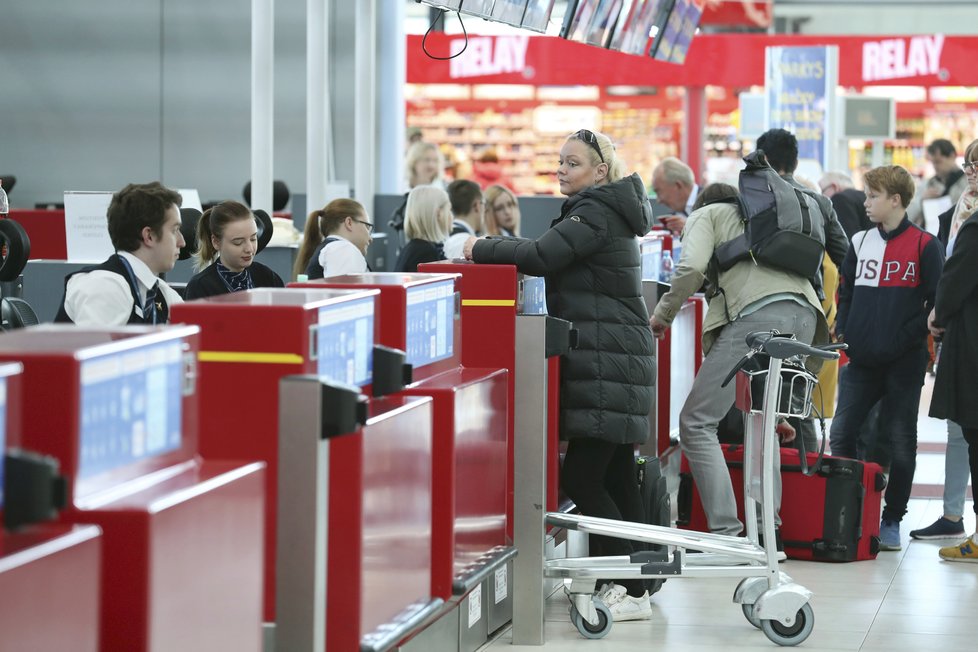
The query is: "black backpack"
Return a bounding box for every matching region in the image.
[715,150,826,279]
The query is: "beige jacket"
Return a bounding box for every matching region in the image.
[653,202,828,355]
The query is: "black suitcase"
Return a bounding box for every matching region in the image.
[636,455,670,594]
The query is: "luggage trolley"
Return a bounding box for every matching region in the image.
[545,331,844,646]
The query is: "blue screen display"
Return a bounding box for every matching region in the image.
[405,281,455,367]
[79,342,183,481]
[317,297,375,387]
[641,238,663,281]
[520,276,548,315]
[0,379,6,509]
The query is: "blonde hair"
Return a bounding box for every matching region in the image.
[194,200,254,270]
[405,185,451,243]
[567,129,627,183]
[483,185,520,236]
[405,141,445,188]
[293,198,366,279]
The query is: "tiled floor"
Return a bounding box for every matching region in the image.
[485,376,977,651]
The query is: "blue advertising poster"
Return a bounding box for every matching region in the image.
[405,280,455,367]
[317,297,375,387]
[79,342,183,481]
[766,46,838,171]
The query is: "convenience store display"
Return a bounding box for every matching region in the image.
[407,101,680,195]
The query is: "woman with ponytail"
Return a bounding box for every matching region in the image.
[293,198,372,280]
[184,200,284,299]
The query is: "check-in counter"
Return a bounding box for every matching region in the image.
[171,287,382,625]
[292,273,511,652]
[0,325,265,652]
[0,361,102,652]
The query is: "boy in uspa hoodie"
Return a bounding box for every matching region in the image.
[830,165,944,551]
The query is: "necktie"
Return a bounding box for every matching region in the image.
[144,282,159,324]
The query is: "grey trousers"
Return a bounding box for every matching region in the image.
[680,300,817,536]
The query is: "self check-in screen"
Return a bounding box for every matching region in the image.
[79,342,183,480]
[405,280,455,367]
[317,297,375,387]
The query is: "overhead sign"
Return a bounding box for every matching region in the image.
[765,45,838,172]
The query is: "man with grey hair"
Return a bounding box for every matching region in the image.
[819,171,870,239]
[651,157,698,236]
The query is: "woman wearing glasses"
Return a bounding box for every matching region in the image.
[464,129,656,621]
[928,139,978,560]
[184,200,285,299]
[294,198,373,280]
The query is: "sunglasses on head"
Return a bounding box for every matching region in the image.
[573,129,605,163]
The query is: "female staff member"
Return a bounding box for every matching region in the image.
[293,198,372,280]
[483,184,521,237]
[463,129,655,620]
[394,185,450,273]
[929,139,978,562]
[184,200,284,299]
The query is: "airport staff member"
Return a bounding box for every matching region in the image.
[55,181,185,325]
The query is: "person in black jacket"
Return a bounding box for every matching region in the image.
[184,200,284,299]
[830,165,944,552]
[393,185,450,273]
[463,129,656,621]
[819,171,871,239]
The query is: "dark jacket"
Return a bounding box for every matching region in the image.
[472,173,655,444]
[394,239,444,273]
[831,188,871,240]
[184,261,284,300]
[785,174,849,268]
[930,213,978,428]
[837,217,944,366]
[937,205,955,247]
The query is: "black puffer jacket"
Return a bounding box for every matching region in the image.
[472,173,655,444]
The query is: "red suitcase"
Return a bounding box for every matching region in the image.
[678,444,886,561]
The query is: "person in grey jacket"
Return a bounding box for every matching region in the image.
[463,129,655,621]
[651,183,828,540]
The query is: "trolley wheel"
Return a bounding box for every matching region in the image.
[569,600,613,639]
[742,603,762,629]
[761,603,814,647]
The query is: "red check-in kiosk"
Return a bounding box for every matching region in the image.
[0,362,102,652]
[0,325,266,652]
[171,288,439,651]
[292,273,511,652]
[171,287,381,624]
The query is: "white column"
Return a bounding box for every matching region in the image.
[376,0,405,194]
[307,0,330,213]
[251,0,275,212]
[354,0,377,207]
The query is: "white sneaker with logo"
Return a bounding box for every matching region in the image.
[604,587,653,622]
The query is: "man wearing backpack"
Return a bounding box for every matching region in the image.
[755,129,850,269]
[829,165,944,551]
[650,182,829,538]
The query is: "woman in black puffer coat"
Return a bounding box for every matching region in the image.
[463,129,655,616]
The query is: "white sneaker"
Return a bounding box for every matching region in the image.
[598,583,627,605]
[608,590,653,622]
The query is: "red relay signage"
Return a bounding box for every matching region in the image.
[408,33,974,88]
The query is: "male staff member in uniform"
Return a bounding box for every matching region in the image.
[56,182,185,326]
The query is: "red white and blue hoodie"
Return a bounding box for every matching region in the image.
[837,216,944,366]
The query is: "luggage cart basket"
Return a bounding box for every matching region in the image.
[544,331,844,646]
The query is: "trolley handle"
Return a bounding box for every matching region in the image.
[720,351,756,388]
[763,338,846,361]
